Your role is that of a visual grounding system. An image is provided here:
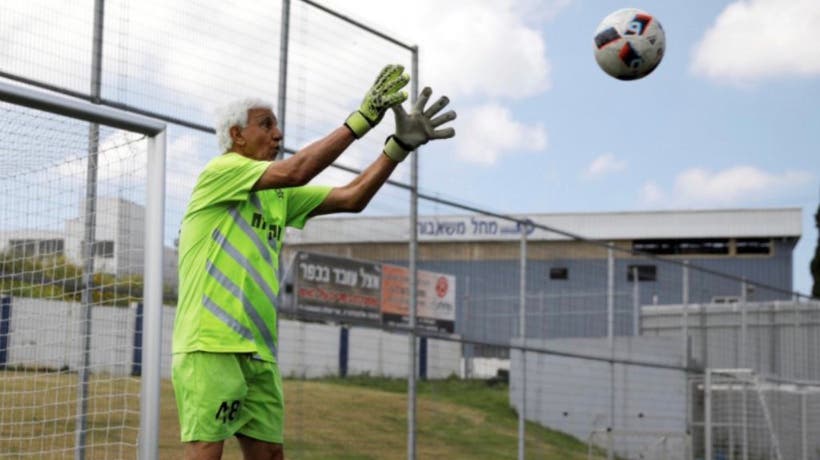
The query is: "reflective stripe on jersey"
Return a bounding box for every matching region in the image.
[228,206,273,266]
[205,261,278,357]
[201,294,255,341]
[250,192,264,213]
[211,227,278,302]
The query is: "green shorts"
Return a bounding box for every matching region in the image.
[171,351,284,443]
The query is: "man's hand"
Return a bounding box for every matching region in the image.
[345,64,410,139]
[383,86,456,163]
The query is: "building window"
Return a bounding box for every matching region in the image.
[633,238,730,255]
[9,239,36,257]
[627,264,657,282]
[93,240,115,258]
[38,239,64,256]
[549,267,569,280]
[735,238,771,255]
[712,296,740,304]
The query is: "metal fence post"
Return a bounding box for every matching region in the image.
[632,266,640,336]
[77,2,105,457]
[462,276,471,378]
[682,260,689,361]
[705,368,712,460]
[801,389,808,460]
[728,380,735,460]
[700,300,708,369]
[682,261,691,443]
[741,378,748,460]
[276,0,290,160]
[407,45,419,460]
[795,303,804,380]
[607,243,614,348]
[607,429,614,460]
[740,279,748,368]
[517,219,528,460]
[607,243,615,460]
[739,281,750,460]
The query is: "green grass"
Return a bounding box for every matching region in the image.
[2,370,595,459]
[283,376,592,459]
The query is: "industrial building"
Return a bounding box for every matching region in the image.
[282,208,802,348]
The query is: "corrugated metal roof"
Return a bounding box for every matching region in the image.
[286,207,803,244]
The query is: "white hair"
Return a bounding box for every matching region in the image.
[213,98,274,153]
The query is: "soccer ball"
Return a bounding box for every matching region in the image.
[593,8,665,80]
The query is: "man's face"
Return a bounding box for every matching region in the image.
[235,108,282,160]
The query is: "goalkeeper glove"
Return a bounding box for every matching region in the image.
[383,86,456,163]
[345,64,410,139]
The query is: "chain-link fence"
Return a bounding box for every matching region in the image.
[0,1,818,459]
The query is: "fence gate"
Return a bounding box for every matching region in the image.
[693,368,820,460]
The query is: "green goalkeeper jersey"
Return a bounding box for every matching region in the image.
[173,152,331,362]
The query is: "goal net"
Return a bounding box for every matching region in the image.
[0,88,164,458]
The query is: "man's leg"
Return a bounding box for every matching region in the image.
[235,357,285,459]
[236,433,284,460]
[173,352,251,457]
[184,440,225,460]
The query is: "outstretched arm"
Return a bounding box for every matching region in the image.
[309,86,457,217]
[308,154,398,216]
[252,64,409,191]
[253,126,354,190]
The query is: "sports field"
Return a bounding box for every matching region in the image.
[0,371,590,459]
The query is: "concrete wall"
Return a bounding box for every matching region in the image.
[8,298,136,375]
[346,328,461,379]
[2,297,461,380]
[278,320,340,378]
[510,336,689,459]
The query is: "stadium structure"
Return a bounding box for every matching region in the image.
[282,207,802,348]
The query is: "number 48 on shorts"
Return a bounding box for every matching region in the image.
[216,400,242,423]
[172,352,285,443]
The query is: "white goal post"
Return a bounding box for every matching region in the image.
[0,80,166,460]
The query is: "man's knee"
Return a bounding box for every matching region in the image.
[184,440,225,460]
[236,433,283,460]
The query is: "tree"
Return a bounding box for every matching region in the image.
[812,204,820,299]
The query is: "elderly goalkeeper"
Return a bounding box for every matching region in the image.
[171,65,456,460]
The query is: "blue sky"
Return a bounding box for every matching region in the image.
[322,0,820,295]
[0,0,816,295]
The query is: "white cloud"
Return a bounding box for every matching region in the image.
[455,103,547,165]
[584,153,626,179]
[640,165,813,207]
[54,130,204,208]
[691,0,820,83]
[1,0,563,172]
[321,0,563,168]
[640,181,667,206]
[512,0,575,24]
[322,0,557,100]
